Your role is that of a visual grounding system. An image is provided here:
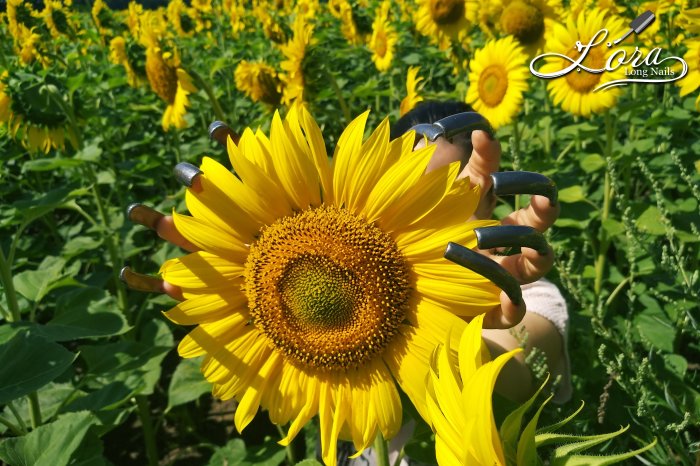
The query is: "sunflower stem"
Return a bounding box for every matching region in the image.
[0,415,24,436]
[7,401,28,434]
[275,424,298,465]
[594,112,615,301]
[28,392,42,428]
[374,431,390,466]
[135,395,159,466]
[0,245,21,322]
[328,71,351,124]
[189,69,226,122]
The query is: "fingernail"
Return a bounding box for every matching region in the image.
[409,123,443,142]
[126,203,164,230]
[475,225,549,256]
[174,162,203,188]
[120,266,164,293]
[444,242,522,304]
[435,112,494,141]
[208,121,240,148]
[490,171,558,206]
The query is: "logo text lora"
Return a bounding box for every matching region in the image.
[529,11,688,92]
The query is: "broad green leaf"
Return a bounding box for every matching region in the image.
[208,437,286,466]
[558,186,586,204]
[580,154,606,173]
[22,157,85,172]
[663,354,688,378]
[635,310,675,352]
[0,411,97,466]
[0,383,83,435]
[40,288,130,341]
[209,438,247,466]
[0,330,76,404]
[167,356,211,411]
[12,256,67,303]
[636,206,666,236]
[64,382,133,413]
[12,186,90,225]
[402,415,436,464]
[499,376,549,465]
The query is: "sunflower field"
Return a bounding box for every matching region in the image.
[1,0,699,464]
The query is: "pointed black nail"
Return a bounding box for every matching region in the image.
[444,242,522,304]
[120,266,164,293]
[174,162,203,188]
[490,171,558,206]
[208,121,239,148]
[126,203,164,230]
[410,123,443,141]
[475,226,549,256]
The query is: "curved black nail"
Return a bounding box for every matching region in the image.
[126,203,164,230]
[174,162,203,188]
[475,226,549,256]
[491,171,558,206]
[409,112,494,143]
[434,112,494,141]
[444,242,522,304]
[120,266,164,293]
[208,121,239,148]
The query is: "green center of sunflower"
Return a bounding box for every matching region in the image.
[245,205,411,371]
[500,0,544,45]
[430,0,465,26]
[565,47,604,93]
[478,64,508,106]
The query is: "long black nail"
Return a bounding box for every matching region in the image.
[120,266,164,293]
[208,121,239,148]
[490,171,558,206]
[174,162,203,188]
[126,203,164,230]
[434,112,494,141]
[475,226,549,256]
[444,242,522,304]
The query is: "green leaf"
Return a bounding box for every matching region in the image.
[535,401,585,439]
[558,186,586,204]
[516,394,551,466]
[0,330,76,404]
[209,438,247,466]
[40,288,130,341]
[13,256,68,303]
[167,356,211,411]
[500,376,549,465]
[635,310,675,352]
[295,460,323,466]
[580,154,606,173]
[22,157,85,172]
[402,416,436,464]
[12,186,90,225]
[208,437,286,466]
[663,354,688,378]
[0,383,83,435]
[636,206,666,236]
[0,411,98,466]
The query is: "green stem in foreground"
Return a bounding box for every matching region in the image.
[594,112,615,300]
[7,401,28,434]
[373,431,390,466]
[28,392,42,429]
[135,396,158,466]
[0,246,21,322]
[189,69,226,122]
[275,425,297,465]
[0,415,23,436]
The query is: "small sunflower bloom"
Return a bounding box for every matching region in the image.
[400,66,425,116]
[234,60,282,106]
[414,0,478,50]
[497,0,562,55]
[168,0,197,37]
[466,36,529,129]
[110,36,141,88]
[369,1,398,72]
[427,314,520,466]
[536,8,632,117]
[678,38,700,110]
[161,104,502,466]
[280,15,314,105]
[145,47,197,131]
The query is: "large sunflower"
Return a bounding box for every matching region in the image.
[414,0,478,50]
[535,8,631,117]
[466,36,529,129]
[160,105,502,465]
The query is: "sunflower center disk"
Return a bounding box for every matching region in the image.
[245,205,411,371]
[429,0,465,25]
[565,48,604,93]
[479,64,508,106]
[500,1,544,45]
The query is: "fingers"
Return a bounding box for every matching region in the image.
[127,204,199,252]
[119,266,184,301]
[486,244,555,285]
[459,130,501,219]
[482,291,527,329]
[501,194,560,233]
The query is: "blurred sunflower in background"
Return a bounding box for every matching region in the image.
[92,0,117,38]
[369,0,397,72]
[145,46,198,131]
[161,104,502,466]
[228,0,247,37]
[400,66,425,116]
[414,0,478,49]
[279,15,314,104]
[234,60,282,106]
[168,0,197,38]
[41,0,75,39]
[678,38,700,110]
[0,71,78,153]
[110,35,145,88]
[466,36,529,129]
[496,0,561,55]
[536,8,631,117]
